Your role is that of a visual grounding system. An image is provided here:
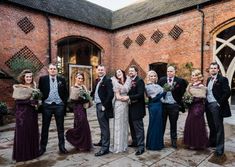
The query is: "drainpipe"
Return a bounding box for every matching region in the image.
[46,13,52,64]
[197,5,205,74]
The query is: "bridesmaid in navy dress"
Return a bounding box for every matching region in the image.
[183,69,208,149]
[66,72,92,151]
[145,70,166,150]
[13,69,39,162]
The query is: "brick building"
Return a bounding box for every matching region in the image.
[0,0,235,109]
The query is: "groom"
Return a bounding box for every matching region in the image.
[123,65,146,155]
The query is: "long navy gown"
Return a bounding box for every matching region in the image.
[146,84,165,150]
[13,99,39,162]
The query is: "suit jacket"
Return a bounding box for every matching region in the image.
[128,76,146,121]
[91,75,114,118]
[38,75,68,104]
[158,76,187,112]
[206,74,231,117]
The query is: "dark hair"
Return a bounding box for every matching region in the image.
[115,69,126,84]
[129,65,139,73]
[76,72,85,81]
[97,64,105,69]
[210,62,220,70]
[17,69,34,84]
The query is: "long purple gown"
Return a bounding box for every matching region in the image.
[184,97,208,149]
[13,99,39,162]
[66,102,92,151]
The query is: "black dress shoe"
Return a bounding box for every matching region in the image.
[95,150,109,156]
[172,141,177,148]
[93,142,102,146]
[135,149,145,155]
[39,149,46,156]
[59,147,69,154]
[128,144,137,147]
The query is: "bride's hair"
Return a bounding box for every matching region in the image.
[115,69,126,84]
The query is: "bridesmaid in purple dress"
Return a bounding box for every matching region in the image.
[66,72,92,151]
[12,69,39,162]
[183,69,208,149]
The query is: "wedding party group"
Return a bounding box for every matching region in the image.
[11,62,231,163]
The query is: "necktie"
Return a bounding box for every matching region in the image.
[211,76,215,81]
[52,78,55,82]
[168,78,172,83]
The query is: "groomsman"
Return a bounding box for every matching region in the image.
[91,64,114,156]
[158,65,187,148]
[206,62,231,157]
[38,63,68,155]
[123,65,146,155]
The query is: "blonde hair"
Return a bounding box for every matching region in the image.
[146,70,158,83]
[191,69,203,81]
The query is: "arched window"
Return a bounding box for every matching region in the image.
[57,37,102,90]
[213,20,235,104]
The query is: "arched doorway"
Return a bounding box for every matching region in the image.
[149,62,167,80]
[57,36,102,90]
[213,20,235,104]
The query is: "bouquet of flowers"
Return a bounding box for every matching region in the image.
[79,89,92,101]
[0,101,8,115]
[163,82,176,92]
[182,92,193,108]
[31,89,42,100]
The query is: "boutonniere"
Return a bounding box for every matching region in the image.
[131,80,136,88]
[58,81,62,86]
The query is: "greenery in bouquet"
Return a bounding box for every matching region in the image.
[79,89,91,101]
[182,92,193,108]
[31,89,43,100]
[0,101,8,115]
[163,82,176,92]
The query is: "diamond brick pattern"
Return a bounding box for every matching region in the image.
[169,25,183,40]
[5,46,44,75]
[151,30,164,43]
[135,34,146,46]
[123,37,133,49]
[17,17,35,34]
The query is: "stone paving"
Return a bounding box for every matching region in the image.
[1,106,235,167]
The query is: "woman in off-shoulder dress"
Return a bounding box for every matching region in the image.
[110,69,131,153]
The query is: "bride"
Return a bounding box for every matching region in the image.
[110,69,131,153]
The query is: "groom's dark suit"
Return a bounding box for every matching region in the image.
[128,76,146,152]
[38,75,68,153]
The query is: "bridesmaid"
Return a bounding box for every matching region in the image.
[66,72,92,151]
[183,69,208,149]
[110,69,131,153]
[145,70,166,150]
[13,69,39,162]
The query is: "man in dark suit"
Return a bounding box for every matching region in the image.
[206,62,231,157]
[158,65,187,148]
[91,64,114,156]
[38,63,68,155]
[123,65,146,155]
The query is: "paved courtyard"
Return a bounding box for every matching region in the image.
[1,106,235,167]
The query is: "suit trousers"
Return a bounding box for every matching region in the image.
[40,103,65,150]
[96,103,110,152]
[129,118,145,150]
[206,102,224,154]
[163,103,179,142]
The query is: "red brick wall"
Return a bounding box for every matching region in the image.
[111,0,235,79]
